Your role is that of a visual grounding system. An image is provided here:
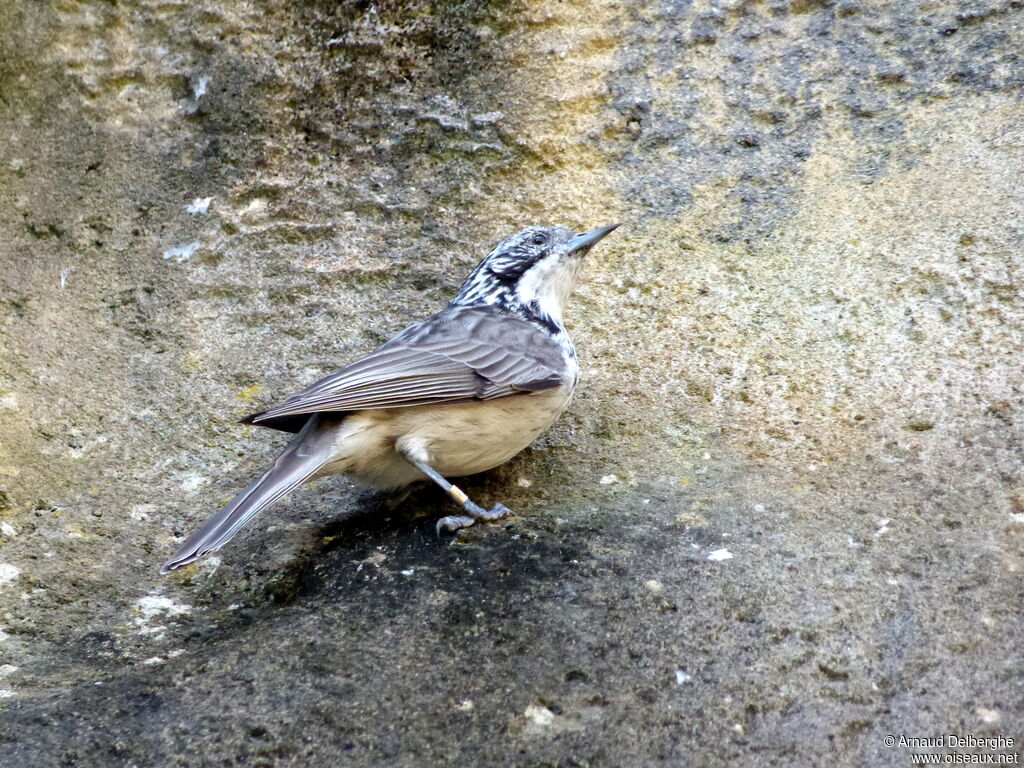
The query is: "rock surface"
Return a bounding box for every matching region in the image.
[1,0,1022,765]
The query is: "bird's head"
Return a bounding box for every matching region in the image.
[451,224,620,329]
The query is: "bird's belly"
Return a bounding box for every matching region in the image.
[320,387,574,489]
[397,387,573,476]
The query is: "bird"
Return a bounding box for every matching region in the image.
[160,223,620,574]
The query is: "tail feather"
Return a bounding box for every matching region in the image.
[161,416,334,574]
[239,411,313,434]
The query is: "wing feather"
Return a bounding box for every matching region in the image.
[244,306,570,431]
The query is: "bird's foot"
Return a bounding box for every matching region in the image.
[436,515,475,535]
[435,502,514,536]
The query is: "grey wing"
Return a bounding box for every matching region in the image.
[243,307,570,432]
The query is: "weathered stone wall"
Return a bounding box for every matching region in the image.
[1,0,1021,765]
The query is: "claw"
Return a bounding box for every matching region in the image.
[436,515,475,536]
[474,502,513,522]
[435,503,515,537]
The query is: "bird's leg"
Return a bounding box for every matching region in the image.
[402,456,513,535]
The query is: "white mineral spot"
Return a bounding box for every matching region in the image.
[162,242,201,263]
[0,564,21,587]
[179,473,209,493]
[60,267,75,289]
[182,75,211,113]
[129,504,154,521]
[168,649,185,658]
[470,111,504,125]
[516,477,533,488]
[0,392,18,410]
[976,707,1001,724]
[400,569,415,576]
[0,665,18,678]
[456,700,474,711]
[644,579,664,595]
[142,657,165,666]
[240,198,267,217]
[135,593,192,627]
[193,75,210,101]
[599,474,620,485]
[875,518,891,537]
[707,549,733,562]
[524,704,555,728]
[0,690,14,699]
[733,723,745,735]
[0,523,16,537]
[675,670,692,685]
[754,503,765,512]
[185,197,213,215]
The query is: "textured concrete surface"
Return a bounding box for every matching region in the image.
[1,0,1022,765]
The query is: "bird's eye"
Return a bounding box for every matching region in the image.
[531,234,547,246]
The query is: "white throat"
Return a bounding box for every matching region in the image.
[514,253,582,328]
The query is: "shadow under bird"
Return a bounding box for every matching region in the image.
[161,223,620,574]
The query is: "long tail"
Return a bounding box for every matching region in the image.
[161,415,336,574]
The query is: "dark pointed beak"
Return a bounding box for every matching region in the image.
[566,223,621,254]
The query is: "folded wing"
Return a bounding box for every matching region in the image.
[243,306,570,432]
